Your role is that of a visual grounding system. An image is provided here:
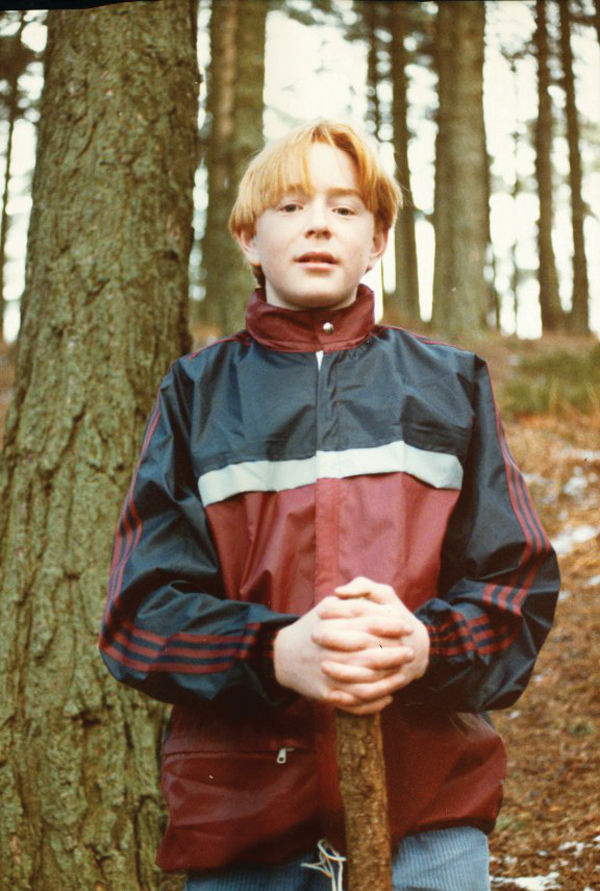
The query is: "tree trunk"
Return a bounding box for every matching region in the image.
[365,0,383,139]
[0,74,17,343]
[388,0,420,325]
[0,3,198,890]
[335,712,392,891]
[509,65,522,331]
[558,0,590,334]
[199,0,266,335]
[431,0,487,335]
[534,0,563,333]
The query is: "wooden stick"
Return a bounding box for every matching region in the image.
[335,710,393,891]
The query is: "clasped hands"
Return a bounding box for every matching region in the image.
[273,577,430,715]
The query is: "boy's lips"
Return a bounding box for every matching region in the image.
[296,252,338,265]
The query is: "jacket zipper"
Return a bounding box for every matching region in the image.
[276,746,295,764]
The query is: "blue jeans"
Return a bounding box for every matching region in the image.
[184,826,490,891]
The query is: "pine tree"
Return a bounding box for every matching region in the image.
[558,0,590,333]
[0,3,199,888]
[199,0,268,335]
[388,0,420,325]
[534,0,564,332]
[431,0,488,334]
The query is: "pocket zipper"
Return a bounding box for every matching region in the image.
[276,746,295,764]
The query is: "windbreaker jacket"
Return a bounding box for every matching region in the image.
[100,286,559,873]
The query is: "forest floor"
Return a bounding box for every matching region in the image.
[489,412,600,891]
[1,335,599,890]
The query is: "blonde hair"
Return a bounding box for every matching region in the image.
[229,120,402,241]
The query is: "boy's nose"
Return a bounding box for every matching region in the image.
[305,200,330,236]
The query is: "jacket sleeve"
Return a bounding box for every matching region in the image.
[411,356,560,712]
[99,363,295,708]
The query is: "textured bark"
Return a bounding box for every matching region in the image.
[365,1,383,138]
[335,712,392,891]
[558,0,590,334]
[200,0,267,334]
[0,4,198,890]
[388,0,420,325]
[534,0,563,332]
[0,68,17,342]
[432,0,487,334]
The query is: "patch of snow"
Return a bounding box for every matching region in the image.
[551,524,600,556]
[523,472,549,487]
[492,872,561,890]
[563,448,600,463]
[559,841,585,857]
[562,469,588,497]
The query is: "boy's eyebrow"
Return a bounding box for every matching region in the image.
[326,187,364,200]
[277,185,365,200]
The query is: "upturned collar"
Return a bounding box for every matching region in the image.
[245,285,376,353]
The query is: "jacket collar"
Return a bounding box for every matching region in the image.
[245,285,376,353]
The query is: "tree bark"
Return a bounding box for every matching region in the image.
[431,0,487,335]
[335,712,392,891]
[534,0,563,333]
[388,0,420,325]
[558,0,590,334]
[0,3,198,890]
[365,0,383,139]
[199,0,267,335]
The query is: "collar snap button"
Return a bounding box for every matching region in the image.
[322,322,334,334]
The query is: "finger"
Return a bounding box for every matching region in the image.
[321,661,391,685]
[332,670,414,702]
[335,577,397,605]
[312,628,377,652]
[321,646,414,676]
[312,620,410,650]
[317,597,412,634]
[328,691,394,715]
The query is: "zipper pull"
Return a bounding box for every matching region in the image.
[276,746,294,764]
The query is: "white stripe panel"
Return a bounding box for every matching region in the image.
[198,440,463,506]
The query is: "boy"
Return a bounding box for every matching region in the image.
[100,121,559,891]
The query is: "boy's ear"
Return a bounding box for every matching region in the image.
[236,228,259,265]
[366,229,389,272]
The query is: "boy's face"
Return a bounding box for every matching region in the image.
[238,142,388,312]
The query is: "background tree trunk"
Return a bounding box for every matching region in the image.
[0,57,18,343]
[388,0,420,325]
[0,12,29,342]
[431,0,487,335]
[594,0,600,66]
[199,0,267,335]
[0,3,198,890]
[364,0,383,139]
[534,0,563,333]
[558,0,590,334]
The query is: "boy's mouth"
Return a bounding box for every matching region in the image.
[296,252,338,265]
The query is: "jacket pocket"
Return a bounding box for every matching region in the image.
[157,744,321,871]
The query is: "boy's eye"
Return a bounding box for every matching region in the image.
[279,202,302,213]
[334,206,356,216]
